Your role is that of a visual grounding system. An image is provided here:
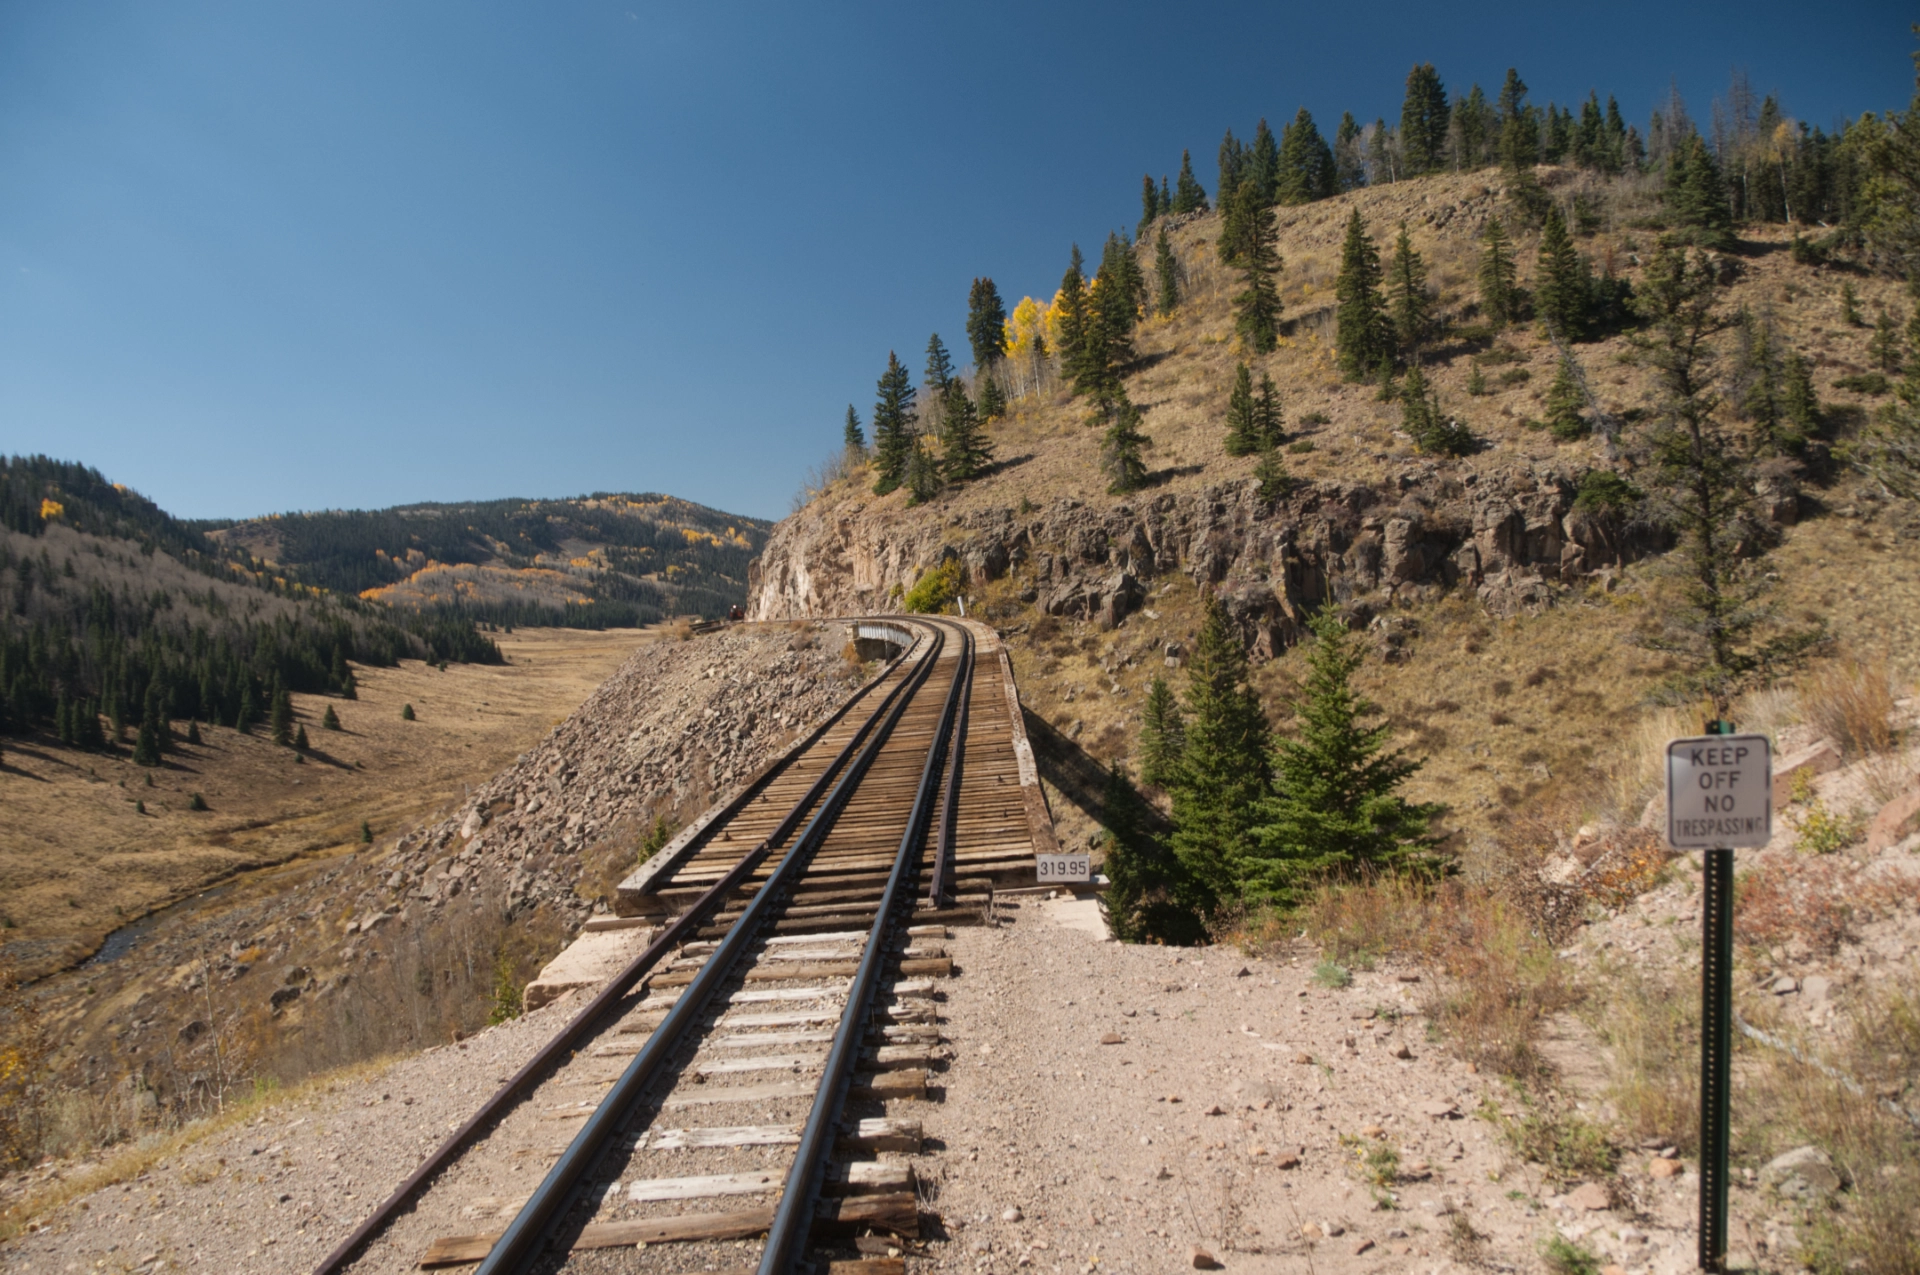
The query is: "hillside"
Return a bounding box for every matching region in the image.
[753,164,1920,854]
[200,492,769,628]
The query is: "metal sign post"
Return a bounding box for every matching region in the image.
[1666,731,1772,1272]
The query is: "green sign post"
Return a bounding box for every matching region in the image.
[1666,729,1772,1272]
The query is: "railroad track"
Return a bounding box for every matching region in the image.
[319,617,999,1275]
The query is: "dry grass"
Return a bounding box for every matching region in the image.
[1734,856,1911,955]
[1804,654,1901,758]
[1586,963,1701,1153]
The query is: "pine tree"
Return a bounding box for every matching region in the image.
[1216,128,1244,212]
[905,436,943,505]
[401,702,415,721]
[1633,242,1803,717]
[1334,210,1388,380]
[1092,233,1140,372]
[294,724,309,751]
[187,718,203,745]
[940,381,993,481]
[1664,134,1735,248]
[1255,372,1284,450]
[1386,222,1432,359]
[341,669,357,700]
[1451,84,1495,169]
[360,819,373,844]
[1535,205,1591,340]
[966,278,1008,371]
[1399,63,1451,175]
[235,685,255,733]
[1780,351,1818,443]
[1544,350,1589,440]
[871,351,917,494]
[1254,448,1292,501]
[1167,595,1271,906]
[1333,112,1366,191]
[1223,363,1259,456]
[1246,118,1279,207]
[1467,362,1488,396]
[1140,173,1160,237]
[1138,676,1185,788]
[1055,246,1094,395]
[1496,68,1536,170]
[1099,394,1152,495]
[923,333,956,431]
[976,372,1006,422]
[270,680,293,746]
[1871,308,1903,371]
[1232,198,1282,354]
[1154,228,1179,316]
[322,704,341,731]
[1248,612,1444,904]
[134,705,162,767]
[1276,109,1336,204]
[1840,281,1863,327]
[1097,763,1208,946]
[1477,217,1519,328]
[1172,150,1208,214]
[1216,178,1255,268]
[1402,363,1474,455]
[843,404,866,455]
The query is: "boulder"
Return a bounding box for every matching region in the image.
[1772,740,1843,809]
[1760,1145,1842,1202]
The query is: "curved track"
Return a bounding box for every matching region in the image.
[319,618,982,1275]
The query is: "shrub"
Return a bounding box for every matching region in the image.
[1833,372,1890,395]
[1497,368,1532,386]
[188,792,208,812]
[1793,799,1868,854]
[902,560,963,614]
[1297,411,1331,426]
[1540,1233,1602,1275]
[400,703,415,721]
[1572,469,1642,515]
[1311,960,1353,989]
[1286,439,1316,453]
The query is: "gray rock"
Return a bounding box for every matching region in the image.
[1760,1145,1842,1202]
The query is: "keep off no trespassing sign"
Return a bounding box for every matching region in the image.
[1666,734,1773,849]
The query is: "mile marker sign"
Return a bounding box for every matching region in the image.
[1666,734,1773,849]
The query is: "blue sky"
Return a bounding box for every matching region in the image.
[1,2,1911,523]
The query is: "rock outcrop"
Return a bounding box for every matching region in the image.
[751,459,1680,657]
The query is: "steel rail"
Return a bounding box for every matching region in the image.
[926,623,973,908]
[310,630,922,1275]
[473,622,949,1275]
[760,619,973,1275]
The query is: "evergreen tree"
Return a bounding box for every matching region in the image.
[1216,178,1255,268]
[1171,150,1208,214]
[1154,228,1179,316]
[1871,308,1903,371]
[966,278,1008,372]
[1780,351,1819,444]
[976,372,1006,422]
[1160,175,1171,216]
[133,702,162,767]
[1140,173,1160,236]
[360,819,373,844]
[1477,217,1520,328]
[1253,448,1292,502]
[186,718,202,745]
[1232,197,1283,354]
[940,380,993,482]
[1333,112,1367,191]
[1334,210,1388,380]
[1386,222,1432,359]
[1276,108,1336,204]
[1399,63,1451,175]
[1055,246,1095,396]
[1496,68,1536,170]
[1451,84,1495,170]
[1403,364,1475,455]
[294,724,309,751]
[843,404,866,455]
[1138,676,1185,788]
[1255,372,1284,450]
[1216,128,1245,212]
[1097,763,1208,946]
[1840,281,1863,327]
[401,702,415,720]
[905,437,943,505]
[1248,612,1444,904]
[1099,394,1152,495]
[341,669,357,700]
[322,704,341,731]
[1223,363,1260,456]
[923,333,956,432]
[235,685,256,733]
[1167,595,1271,906]
[1246,118,1279,207]
[1535,205,1592,340]
[1664,134,1735,248]
[1092,233,1141,372]
[270,682,293,746]
[1544,350,1590,440]
[1633,243,1803,717]
[871,351,917,494]
[1467,362,1487,395]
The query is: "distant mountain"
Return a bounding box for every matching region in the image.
[197,493,770,629]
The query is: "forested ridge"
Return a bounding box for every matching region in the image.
[1,456,499,749]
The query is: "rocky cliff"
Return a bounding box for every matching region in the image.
[749,457,1710,658]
